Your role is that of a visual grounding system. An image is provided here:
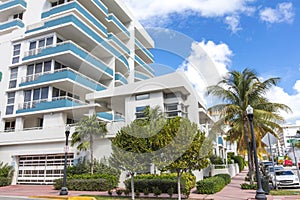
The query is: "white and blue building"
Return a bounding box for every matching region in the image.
[0,0,217,185]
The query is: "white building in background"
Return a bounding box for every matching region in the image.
[280,122,300,164]
[0,0,219,185]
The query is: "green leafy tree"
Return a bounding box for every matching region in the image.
[71,114,107,175]
[207,68,291,183]
[109,120,151,200]
[156,117,212,200]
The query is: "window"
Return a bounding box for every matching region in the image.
[54,61,67,70]
[24,87,49,103]
[13,13,23,20]
[164,93,176,99]
[52,87,79,100]
[135,106,147,119]
[12,44,21,64]
[26,61,52,80]
[9,67,18,88]
[51,0,65,7]
[28,36,54,52]
[166,104,178,111]
[135,93,150,101]
[6,92,15,115]
[5,121,15,131]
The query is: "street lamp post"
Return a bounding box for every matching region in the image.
[246,105,267,200]
[60,124,70,195]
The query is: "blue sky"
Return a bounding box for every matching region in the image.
[123,0,300,123]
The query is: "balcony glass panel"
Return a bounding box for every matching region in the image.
[107,13,130,37]
[0,18,24,32]
[135,39,154,61]
[134,72,150,81]
[23,41,113,77]
[97,112,125,122]
[135,55,154,76]
[16,97,86,114]
[115,72,128,85]
[41,1,107,35]
[108,33,130,54]
[19,68,107,91]
[26,15,129,70]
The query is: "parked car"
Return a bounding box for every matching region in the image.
[284,159,293,167]
[260,161,274,175]
[266,165,284,182]
[272,170,300,188]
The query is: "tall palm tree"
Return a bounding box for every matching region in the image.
[207,68,291,183]
[71,114,107,175]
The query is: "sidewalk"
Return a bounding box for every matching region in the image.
[0,170,299,200]
[189,170,298,200]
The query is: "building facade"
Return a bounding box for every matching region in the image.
[0,0,157,185]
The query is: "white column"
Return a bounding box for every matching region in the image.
[15,117,24,131]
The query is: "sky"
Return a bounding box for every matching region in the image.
[123,0,300,124]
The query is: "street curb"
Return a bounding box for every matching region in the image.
[29,196,96,200]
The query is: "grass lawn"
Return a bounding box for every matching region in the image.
[270,190,300,195]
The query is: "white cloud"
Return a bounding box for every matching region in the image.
[266,84,300,123]
[259,2,294,24]
[178,40,232,104]
[123,0,255,20]
[224,15,242,33]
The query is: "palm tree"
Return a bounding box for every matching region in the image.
[207,68,291,183]
[71,114,107,175]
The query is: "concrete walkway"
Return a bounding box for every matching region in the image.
[0,170,299,200]
[189,170,299,200]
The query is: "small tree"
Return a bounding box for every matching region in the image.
[109,121,151,200]
[71,114,107,175]
[156,117,212,200]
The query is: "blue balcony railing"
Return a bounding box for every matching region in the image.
[23,41,113,77]
[97,112,125,122]
[135,55,154,76]
[16,97,86,114]
[115,73,128,85]
[135,39,154,61]
[108,33,130,54]
[42,1,107,35]
[107,13,130,37]
[19,68,107,91]
[92,0,108,15]
[0,19,24,31]
[0,0,27,11]
[26,15,129,70]
[134,72,151,81]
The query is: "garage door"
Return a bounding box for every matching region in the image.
[17,153,74,185]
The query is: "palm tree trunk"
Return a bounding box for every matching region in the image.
[90,135,94,175]
[131,173,135,200]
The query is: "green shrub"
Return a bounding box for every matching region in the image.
[167,187,174,198]
[124,172,196,194]
[124,189,130,196]
[153,187,162,197]
[143,188,149,196]
[67,173,118,188]
[53,178,113,191]
[0,177,12,187]
[214,174,231,185]
[135,190,140,198]
[233,156,245,171]
[67,157,120,178]
[210,155,224,165]
[196,176,225,194]
[116,189,123,196]
[0,162,14,187]
[240,183,257,190]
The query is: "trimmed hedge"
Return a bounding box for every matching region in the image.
[53,178,113,191]
[196,176,225,194]
[125,173,196,195]
[233,156,245,171]
[67,173,118,188]
[214,174,231,185]
[0,177,12,187]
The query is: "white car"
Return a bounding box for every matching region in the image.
[267,165,284,182]
[272,170,300,188]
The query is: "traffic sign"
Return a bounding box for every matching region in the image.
[287,139,297,144]
[262,132,278,146]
